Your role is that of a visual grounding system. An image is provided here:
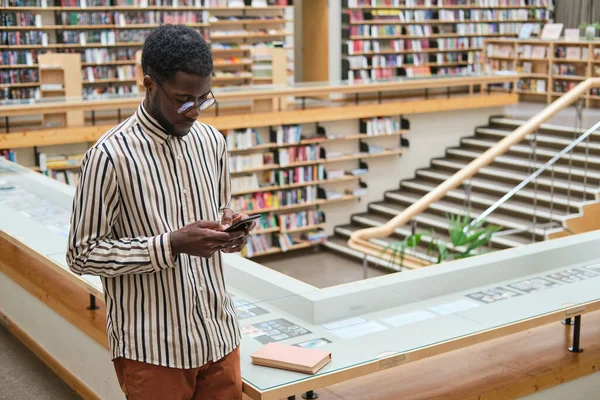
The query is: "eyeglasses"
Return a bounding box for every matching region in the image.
[152,77,217,115]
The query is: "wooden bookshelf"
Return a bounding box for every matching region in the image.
[0,3,294,100]
[232,175,361,196]
[484,38,600,107]
[245,195,361,215]
[341,0,552,81]
[38,53,83,128]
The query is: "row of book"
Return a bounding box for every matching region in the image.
[346,53,477,75]
[436,65,479,75]
[349,9,541,23]
[60,29,159,45]
[241,234,272,257]
[82,83,138,97]
[43,170,80,187]
[83,65,136,81]
[348,50,478,68]
[277,145,321,167]
[516,77,546,93]
[272,125,302,146]
[278,210,324,231]
[1,51,38,66]
[347,37,484,55]
[345,0,549,6]
[81,48,138,63]
[553,80,577,94]
[226,128,262,151]
[0,87,40,100]
[349,22,539,39]
[266,165,326,187]
[361,117,400,135]
[0,150,17,162]
[0,68,38,84]
[1,12,41,28]
[230,153,269,172]
[231,186,319,213]
[551,64,580,77]
[59,11,209,26]
[1,31,45,46]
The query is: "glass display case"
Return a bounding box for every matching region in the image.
[1,156,597,399]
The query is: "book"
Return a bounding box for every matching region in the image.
[519,23,534,39]
[250,342,332,375]
[565,28,580,42]
[540,23,563,40]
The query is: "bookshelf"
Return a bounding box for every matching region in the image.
[37,53,83,127]
[341,0,552,81]
[228,116,406,258]
[0,0,294,100]
[483,38,600,107]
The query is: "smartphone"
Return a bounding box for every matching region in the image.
[224,215,261,233]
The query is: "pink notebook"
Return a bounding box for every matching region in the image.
[250,342,332,374]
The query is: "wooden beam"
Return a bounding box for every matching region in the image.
[302,0,329,82]
[0,93,517,149]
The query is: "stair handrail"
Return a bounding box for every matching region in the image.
[469,119,600,229]
[348,77,600,256]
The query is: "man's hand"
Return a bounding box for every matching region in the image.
[170,221,246,258]
[221,209,256,253]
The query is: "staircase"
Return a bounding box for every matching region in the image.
[323,116,600,269]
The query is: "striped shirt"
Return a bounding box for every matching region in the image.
[67,102,240,369]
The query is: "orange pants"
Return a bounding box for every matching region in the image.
[113,347,242,400]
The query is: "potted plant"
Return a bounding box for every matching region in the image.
[381,213,502,269]
[579,23,600,40]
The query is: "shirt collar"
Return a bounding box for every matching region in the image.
[136,102,172,144]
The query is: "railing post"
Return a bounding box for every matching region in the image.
[463,180,472,214]
[362,254,368,280]
[531,130,538,243]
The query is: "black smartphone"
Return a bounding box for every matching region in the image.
[224,215,261,233]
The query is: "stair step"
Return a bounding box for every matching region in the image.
[400,180,575,219]
[377,191,552,238]
[460,137,600,166]
[446,148,600,181]
[429,159,598,198]
[475,127,600,153]
[489,117,600,138]
[367,202,531,247]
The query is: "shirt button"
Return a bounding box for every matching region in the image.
[183,188,188,194]
[177,155,183,161]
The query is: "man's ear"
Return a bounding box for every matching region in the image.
[143,75,154,93]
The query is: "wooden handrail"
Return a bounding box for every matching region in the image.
[0,74,516,118]
[348,78,600,256]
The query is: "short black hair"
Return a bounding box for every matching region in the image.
[142,24,213,82]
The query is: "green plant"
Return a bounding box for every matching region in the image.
[381,212,502,269]
[579,22,600,31]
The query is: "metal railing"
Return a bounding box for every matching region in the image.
[468,118,600,241]
[348,78,600,264]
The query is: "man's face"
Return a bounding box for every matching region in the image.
[145,71,213,137]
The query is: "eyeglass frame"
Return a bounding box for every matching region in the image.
[151,76,217,115]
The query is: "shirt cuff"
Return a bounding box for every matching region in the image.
[148,233,178,272]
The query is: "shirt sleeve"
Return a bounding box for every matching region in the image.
[218,135,232,213]
[66,148,178,277]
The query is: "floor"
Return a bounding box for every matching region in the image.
[0,324,80,400]
[257,249,389,288]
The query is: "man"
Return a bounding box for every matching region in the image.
[67,24,253,400]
